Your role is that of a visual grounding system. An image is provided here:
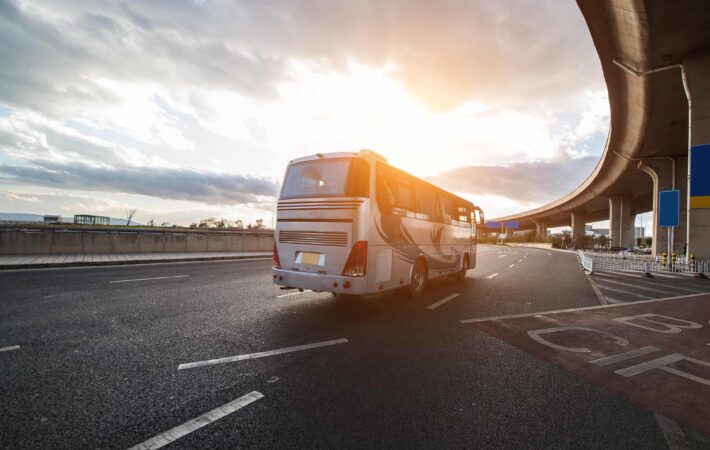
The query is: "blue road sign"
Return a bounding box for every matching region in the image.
[504,220,520,229]
[690,144,710,208]
[659,190,680,227]
[485,221,501,229]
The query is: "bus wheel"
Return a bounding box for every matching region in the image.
[409,260,427,298]
[456,255,469,281]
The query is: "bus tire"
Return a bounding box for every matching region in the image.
[456,255,470,281]
[409,259,427,298]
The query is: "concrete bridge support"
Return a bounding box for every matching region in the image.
[638,157,688,256]
[608,196,636,249]
[686,53,710,260]
[570,212,587,247]
[534,219,548,240]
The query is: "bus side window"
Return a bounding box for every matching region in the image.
[457,205,469,223]
[376,166,396,213]
[438,195,453,224]
[415,185,438,221]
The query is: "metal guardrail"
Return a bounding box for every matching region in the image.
[577,250,709,275]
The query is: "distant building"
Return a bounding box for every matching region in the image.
[43,215,62,224]
[635,226,646,238]
[74,214,110,226]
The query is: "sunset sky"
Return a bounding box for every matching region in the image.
[0,0,616,227]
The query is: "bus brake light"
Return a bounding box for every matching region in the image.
[273,241,281,269]
[342,241,368,277]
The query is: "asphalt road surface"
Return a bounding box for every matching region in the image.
[0,246,688,449]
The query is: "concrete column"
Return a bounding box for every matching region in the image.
[570,212,587,248]
[608,196,636,249]
[685,53,710,260]
[638,158,688,256]
[534,219,548,240]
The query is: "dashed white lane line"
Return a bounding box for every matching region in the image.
[518,259,523,262]
[487,273,499,279]
[276,290,312,298]
[508,264,515,268]
[178,338,348,370]
[497,254,507,258]
[127,391,263,450]
[426,293,460,310]
[0,345,20,353]
[109,275,189,284]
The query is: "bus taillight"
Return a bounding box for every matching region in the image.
[342,241,368,277]
[273,241,281,269]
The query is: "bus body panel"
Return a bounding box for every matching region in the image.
[273,152,478,296]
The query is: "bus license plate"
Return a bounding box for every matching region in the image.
[300,252,322,265]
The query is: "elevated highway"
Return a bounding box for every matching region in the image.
[493,0,710,258]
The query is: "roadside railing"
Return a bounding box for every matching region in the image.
[577,250,709,275]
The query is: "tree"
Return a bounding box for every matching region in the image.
[147,219,155,227]
[189,223,198,229]
[199,217,216,228]
[125,209,137,226]
[160,222,171,227]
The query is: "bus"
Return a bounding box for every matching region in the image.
[272,150,484,298]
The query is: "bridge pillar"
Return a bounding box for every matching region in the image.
[608,196,636,249]
[570,212,587,248]
[686,53,710,260]
[534,219,548,240]
[638,157,688,256]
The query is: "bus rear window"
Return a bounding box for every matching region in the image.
[280,158,369,198]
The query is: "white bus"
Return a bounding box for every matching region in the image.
[272,150,484,298]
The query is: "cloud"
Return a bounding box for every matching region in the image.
[0,160,279,205]
[427,156,599,203]
[0,0,600,115]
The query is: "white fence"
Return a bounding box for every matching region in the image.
[577,250,709,275]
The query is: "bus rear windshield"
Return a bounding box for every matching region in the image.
[280,158,370,199]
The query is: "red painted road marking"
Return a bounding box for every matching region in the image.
[465,293,710,436]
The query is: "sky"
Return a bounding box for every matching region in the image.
[0,0,616,227]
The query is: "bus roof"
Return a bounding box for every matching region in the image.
[288,151,474,208]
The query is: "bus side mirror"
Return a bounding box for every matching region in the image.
[472,207,485,225]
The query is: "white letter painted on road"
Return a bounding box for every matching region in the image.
[616,353,710,387]
[613,314,702,334]
[527,327,629,353]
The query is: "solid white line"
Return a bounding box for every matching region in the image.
[276,290,312,298]
[487,273,499,279]
[127,391,263,450]
[498,254,507,258]
[178,338,348,370]
[0,345,20,353]
[460,292,709,324]
[508,264,515,268]
[426,293,460,310]
[109,275,190,284]
[596,284,650,299]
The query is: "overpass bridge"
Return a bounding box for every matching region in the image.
[492,0,710,259]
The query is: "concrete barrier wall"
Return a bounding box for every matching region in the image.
[0,228,274,254]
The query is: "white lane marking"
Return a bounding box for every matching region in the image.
[460,292,709,324]
[178,338,349,370]
[0,345,20,353]
[546,252,552,256]
[426,293,460,310]
[595,278,684,297]
[508,264,515,268]
[518,259,523,262]
[127,391,263,450]
[497,254,507,258]
[597,285,651,299]
[487,273,499,279]
[109,275,189,284]
[593,272,701,293]
[590,346,661,367]
[276,290,312,298]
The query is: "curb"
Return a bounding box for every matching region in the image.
[0,254,271,270]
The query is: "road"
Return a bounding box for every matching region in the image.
[1,245,701,449]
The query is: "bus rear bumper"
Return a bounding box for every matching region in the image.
[272,269,368,294]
